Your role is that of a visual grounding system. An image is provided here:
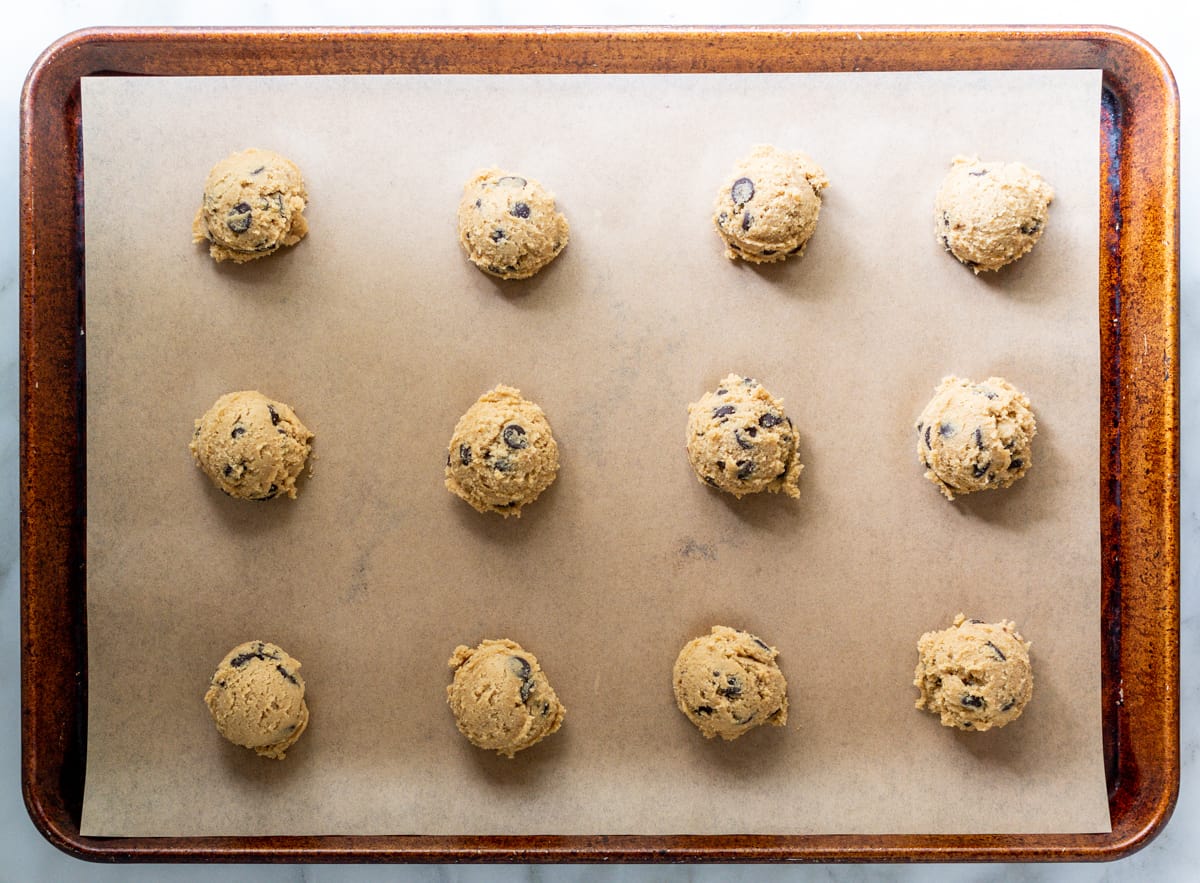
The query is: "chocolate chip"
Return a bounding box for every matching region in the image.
[223,464,233,477]
[541,702,550,715]
[753,637,770,651]
[1020,218,1042,235]
[961,694,984,708]
[230,647,279,668]
[490,229,505,242]
[1001,699,1016,712]
[746,426,758,438]
[694,706,714,715]
[986,641,1007,661]
[508,656,531,680]
[1009,458,1024,470]
[759,413,782,428]
[925,425,932,449]
[231,426,246,439]
[717,675,743,698]
[713,404,736,418]
[733,712,757,726]
[734,429,752,450]
[226,202,253,234]
[974,427,984,449]
[474,198,481,208]
[942,211,950,228]
[510,202,531,219]
[502,424,528,450]
[715,460,726,471]
[268,405,280,426]
[761,249,776,256]
[736,460,755,480]
[277,665,298,685]
[731,177,755,205]
[717,212,728,224]
[704,476,718,487]
[716,388,728,396]
[968,168,989,176]
[787,244,804,254]
[972,462,990,478]
[254,484,279,502]
[492,459,512,473]
[729,242,741,251]
[459,444,472,466]
[939,423,956,437]
[496,176,527,188]
[741,213,754,232]
[250,166,265,175]
[941,234,951,251]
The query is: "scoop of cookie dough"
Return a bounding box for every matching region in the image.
[190,390,313,501]
[446,638,566,758]
[445,385,559,516]
[915,375,1036,501]
[713,144,829,263]
[673,626,788,741]
[192,148,309,263]
[457,168,569,279]
[686,373,803,498]
[934,155,1053,273]
[204,640,309,759]
[914,614,1033,731]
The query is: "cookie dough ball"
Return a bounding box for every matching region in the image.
[934,155,1053,273]
[192,148,309,263]
[673,626,788,741]
[457,169,569,279]
[204,640,309,759]
[190,390,313,501]
[446,638,565,758]
[445,385,559,517]
[914,614,1033,731]
[713,144,829,263]
[915,376,1036,501]
[686,374,803,499]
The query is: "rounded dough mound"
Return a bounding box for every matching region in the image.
[446,638,565,758]
[712,144,829,263]
[190,390,313,501]
[673,626,788,741]
[204,640,309,759]
[914,614,1032,731]
[445,385,559,517]
[915,375,1036,501]
[457,168,569,279]
[686,373,803,499]
[934,155,1053,273]
[192,148,309,263]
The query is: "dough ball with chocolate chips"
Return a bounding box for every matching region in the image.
[444,385,559,517]
[712,144,829,263]
[934,155,1053,273]
[192,148,309,263]
[686,373,803,499]
[204,640,309,759]
[915,376,1036,501]
[190,390,313,501]
[446,638,565,758]
[914,614,1033,731]
[457,168,569,279]
[673,626,788,741]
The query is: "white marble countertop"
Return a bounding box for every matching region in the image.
[2,2,1194,880]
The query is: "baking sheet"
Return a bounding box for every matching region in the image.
[78,70,1106,836]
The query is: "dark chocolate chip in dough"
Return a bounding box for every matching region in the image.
[961,694,985,708]
[510,202,531,219]
[226,202,253,234]
[496,175,527,188]
[713,404,736,418]
[759,413,782,428]
[502,424,528,450]
[459,444,473,466]
[268,404,280,426]
[731,177,755,205]
[741,212,754,232]
[490,229,506,242]
[231,426,246,439]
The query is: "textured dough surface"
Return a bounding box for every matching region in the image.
[673,626,788,740]
[457,168,569,279]
[445,385,559,516]
[915,375,1036,500]
[190,390,313,501]
[446,638,565,758]
[914,614,1033,731]
[934,155,1053,273]
[192,148,309,263]
[712,144,829,263]
[687,373,803,498]
[204,640,309,759]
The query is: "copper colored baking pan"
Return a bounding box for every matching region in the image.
[19,26,1179,863]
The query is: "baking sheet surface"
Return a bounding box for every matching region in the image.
[79,70,1106,836]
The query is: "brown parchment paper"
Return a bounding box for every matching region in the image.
[78,69,1106,837]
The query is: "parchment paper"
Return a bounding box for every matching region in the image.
[79,69,1106,836]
